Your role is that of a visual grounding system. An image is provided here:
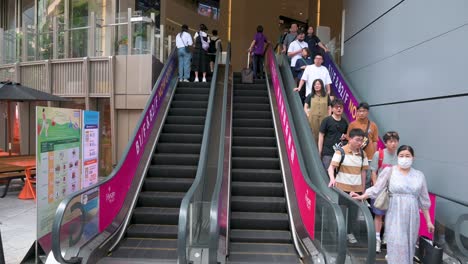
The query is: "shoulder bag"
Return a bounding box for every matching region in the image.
[373,167,392,210]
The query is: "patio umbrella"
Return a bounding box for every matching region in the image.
[0,81,68,155]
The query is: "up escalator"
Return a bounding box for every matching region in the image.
[227,73,300,263]
[99,81,210,263]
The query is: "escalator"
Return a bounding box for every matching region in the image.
[98,81,210,263]
[227,73,300,263]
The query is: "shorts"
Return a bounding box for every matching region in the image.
[371,198,386,216]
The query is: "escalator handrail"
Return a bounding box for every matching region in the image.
[177,42,222,263]
[208,42,231,263]
[51,48,178,264]
[269,48,347,263]
[278,53,376,263]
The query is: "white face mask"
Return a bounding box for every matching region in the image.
[398,157,413,169]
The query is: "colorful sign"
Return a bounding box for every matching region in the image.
[82,111,99,188]
[98,54,177,232]
[36,106,82,252]
[267,49,316,239]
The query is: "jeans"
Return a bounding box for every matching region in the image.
[253,54,264,79]
[177,48,191,80]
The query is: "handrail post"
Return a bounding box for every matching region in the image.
[0,28,4,64]
[88,12,96,57]
[167,35,172,61]
[127,8,133,55]
[150,13,155,56]
[159,24,164,62]
[22,23,27,62]
[53,16,58,59]
[83,58,90,108]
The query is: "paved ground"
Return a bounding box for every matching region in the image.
[0,179,36,264]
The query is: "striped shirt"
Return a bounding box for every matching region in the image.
[331,145,369,192]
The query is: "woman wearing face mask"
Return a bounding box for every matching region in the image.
[350,145,434,264]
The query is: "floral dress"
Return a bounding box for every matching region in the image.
[365,166,431,264]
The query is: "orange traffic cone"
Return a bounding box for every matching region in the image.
[18,182,35,200]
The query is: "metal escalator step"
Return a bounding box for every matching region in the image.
[138,192,185,207]
[232,146,277,157]
[232,127,275,137]
[174,94,209,101]
[232,157,280,170]
[232,136,276,147]
[233,103,270,111]
[147,165,197,178]
[158,133,202,144]
[234,89,268,97]
[175,87,210,94]
[233,118,273,128]
[228,252,300,263]
[170,100,208,109]
[229,241,297,255]
[110,238,177,260]
[156,143,201,154]
[231,196,286,213]
[152,153,199,166]
[177,82,210,88]
[165,115,205,125]
[143,177,194,192]
[231,168,282,182]
[233,110,272,119]
[232,79,266,85]
[162,124,204,134]
[231,181,284,197]
[168,108,206,116]
[230,229,292,244]
[132,207,179,225]
[233,96,269,104]
[230,212,289,230]
[126,224,178,239]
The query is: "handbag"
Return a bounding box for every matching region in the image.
[361,120,371,149]
[373,167,392,210]
[416,236,443,264]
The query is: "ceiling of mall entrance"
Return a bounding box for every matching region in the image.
[278,0,312,22]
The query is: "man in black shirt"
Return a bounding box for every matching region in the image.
[305,26,329,58]
[318,98,348,169]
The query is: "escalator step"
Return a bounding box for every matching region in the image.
[176,87,210,94]
[232,127,275,137]
[230,212,289,230]
[156,143,201,154]
[152,153,200,166]
[233,80,266,86]
[158,133,203,144]
[234,89,268,97]
[143,177,194,192]
[232,157,280,170]
[169,108,207,116]
[231,168,282,182]
[126,224,178,239]
[138,192,185,207]
[111,238,178,260]
[232,136,276,147]
[229,242,296,255]
[232,146,278,158]
[170,100,208,109]
[132,207,179,225]
[165,115,205,125]
[233,118,273,128]
[177,82,210,88]
[174,94,209,102]
[231,196,286,213]
[233,110,272,119]
[233,103,270,111]
[147,165,197,178]
[231,182,284,197]
[162,124,204,134]
[233,96,269,104]
[230,229,292,244]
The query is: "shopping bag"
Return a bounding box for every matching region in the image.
[241,53,254,84]
[416,236,443,264]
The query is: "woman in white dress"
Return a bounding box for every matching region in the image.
[351,145,435,264]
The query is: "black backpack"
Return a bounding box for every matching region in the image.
[208,37,219,53]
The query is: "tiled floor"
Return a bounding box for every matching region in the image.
[0,180,36,264]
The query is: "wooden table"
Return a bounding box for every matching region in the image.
[0,156,36,198]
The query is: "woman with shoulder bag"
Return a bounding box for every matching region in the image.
[176,24,193,82]
[351,145,434,264]
[192,24,210,82]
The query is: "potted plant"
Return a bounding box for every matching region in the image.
[117,35,128,55]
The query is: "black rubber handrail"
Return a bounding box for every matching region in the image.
[51,48,178,264]
[177,42,222,263]
[208,42,231,263]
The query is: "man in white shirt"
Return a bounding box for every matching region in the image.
[175,24,193,82]
[294,53,332,97]
[287,30,308,73]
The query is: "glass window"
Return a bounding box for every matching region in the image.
[60,97,85,110]
[95,98,112,177]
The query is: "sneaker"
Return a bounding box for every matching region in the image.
[194,77,199,82]
[347,233,358,244]
[376,239,381,253]
[183,79,189,82]
[179,78,183,82]
[202,77,207,82]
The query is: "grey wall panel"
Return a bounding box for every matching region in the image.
[343,0,402,40]
[370,96,468,203]
[342,0,468,73]
[345,24,468,105]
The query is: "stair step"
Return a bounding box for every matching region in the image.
[231,168,282,182]
[232,136,276,147]
[233,110,272,119]
[138,192,185,207]
[230,212,289,230]
[132,207,179,225]
[177,82,210,88]
[174,94,209,101]
[232,127,275,137]
[230,229,292,244]
[152,153,199,166]
[165,115,205,125]
[147,165,197,178]
[232,146,278,158]
[234,89,268,97]
[176,87,210,94]
[231,196,286,213]
[156,143,201,154]
[110,238,177,260]
[232,157,280,170]
[233,103,271,111]
[231,181,284,197]
[162,124,204,134]
[233,96,269,104]
[143,177,194,192]
[233,118,273,128]
[126,224,178,239]
[169,108,207,116]
[170,100,208,109]
[158,133,202,144]
[229,242,297,255]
